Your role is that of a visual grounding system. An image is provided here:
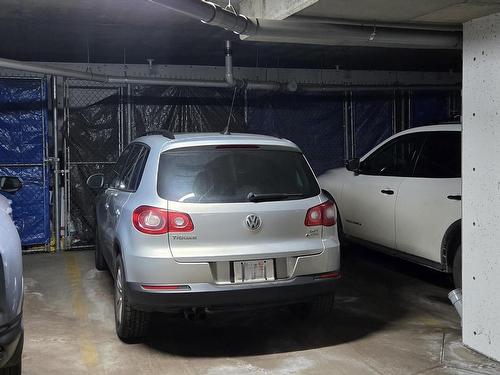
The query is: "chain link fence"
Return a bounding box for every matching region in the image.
[61,80,459,249]
[62,81,244,248]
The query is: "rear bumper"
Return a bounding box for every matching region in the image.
[0,314,23,368]
[126,273,339,312]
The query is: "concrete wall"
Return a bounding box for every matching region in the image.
[463,12,500,362]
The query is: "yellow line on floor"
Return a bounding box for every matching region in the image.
[65,253,100,370]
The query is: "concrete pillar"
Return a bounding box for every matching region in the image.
[462,12,500,362]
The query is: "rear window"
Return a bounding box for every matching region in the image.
[157,147,320,203]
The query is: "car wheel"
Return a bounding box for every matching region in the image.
[453,244,462,288]
[94,229,107,271]
[0,333,23,375]
[114,255,150,343]
[0,363,21,375]
[289,293,336,319]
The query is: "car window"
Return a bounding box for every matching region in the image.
[360,133,425,177]
[128,146,150,191]
[413,131,461,178]
[157,147,320,203]
[111,145,139,190]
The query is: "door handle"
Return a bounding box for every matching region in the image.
[381,189,395,195]
[447,195,461,201]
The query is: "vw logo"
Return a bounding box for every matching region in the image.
[245,214,262,231]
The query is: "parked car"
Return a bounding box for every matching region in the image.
[0,176,24,375]
[319,124,462,287]
[87,132,340,342]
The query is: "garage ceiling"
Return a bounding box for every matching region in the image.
[2,0,497,71]
[294,0,500,24]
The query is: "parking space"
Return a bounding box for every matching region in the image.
[22,248,498,375]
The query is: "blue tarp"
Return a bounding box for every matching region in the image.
[247,92,344,176]
[353,92,394,157]
[410,91,451,127]
[0,78,50,246]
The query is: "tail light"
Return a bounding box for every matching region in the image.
[305,201,336,227]
[132,206,194,235]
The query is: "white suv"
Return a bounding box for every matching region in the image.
[319,124,462,286]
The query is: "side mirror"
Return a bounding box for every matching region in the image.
[0,176,22,194]
[86,174,105,190]
[345,158,361,173]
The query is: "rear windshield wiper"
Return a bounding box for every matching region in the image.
[247,192,305,202]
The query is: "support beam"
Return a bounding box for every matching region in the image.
[463,12,500,362]
[239,0,319,20]
[51,77,61,253]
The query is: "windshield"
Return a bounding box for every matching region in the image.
[157,147,320,203]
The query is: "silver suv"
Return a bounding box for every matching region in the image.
[88,132,340,342]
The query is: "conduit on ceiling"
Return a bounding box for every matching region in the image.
[146,0,462,49]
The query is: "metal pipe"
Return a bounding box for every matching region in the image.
[127,84,132,144]
[106,76,229,87]
[147,0,257,35]
[51,76,61,253]
[246,80,282,91]
[225,40,234,87]
[448,288,463,319]
[299,84,461,93]
[287,15,463,32]
[247,20,461,49]
[0,56,460,93]
[0,58,107,82]
[147,0,461,49]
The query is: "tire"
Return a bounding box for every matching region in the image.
[94,229,107,271]
[452,244,462,288]
[0,333,23,375]
[114,255,150,342]
[0,363,21,375]
[289,294,336,319]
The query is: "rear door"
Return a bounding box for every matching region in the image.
[157,146,325,262]
[395,131,461,263]
[101,145,147,253]
[341,133,424,248]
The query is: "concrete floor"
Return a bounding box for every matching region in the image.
[21,246,500,375]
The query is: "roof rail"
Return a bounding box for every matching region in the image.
[142,130,175,140]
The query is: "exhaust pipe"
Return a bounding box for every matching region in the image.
[184,307,207,321]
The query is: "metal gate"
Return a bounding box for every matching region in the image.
[62,80,128,248]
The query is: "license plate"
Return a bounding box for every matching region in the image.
[233,259,275,283]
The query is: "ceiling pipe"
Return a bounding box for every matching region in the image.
[0,57,108,82]
[0,46,281,90]
[0,47,458,93]
[225,40,235,86]
[287,16,462,32]
[147,0,461,49]
[224,40,282,91]
[146,0,257,35]
[299,84,461,93]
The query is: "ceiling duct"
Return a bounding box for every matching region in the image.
[147,0,462,49]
